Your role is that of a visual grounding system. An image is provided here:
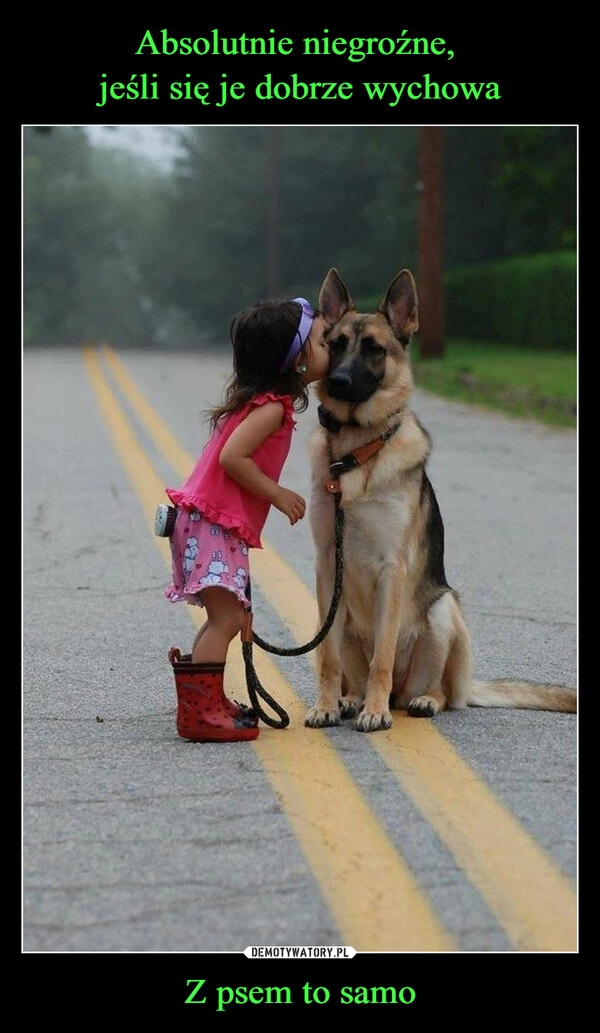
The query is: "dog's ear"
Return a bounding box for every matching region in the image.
[378,270,419,343]
[318,268,354,327]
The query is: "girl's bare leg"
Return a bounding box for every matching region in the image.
[192,621,208,654]
[192,587,246,664]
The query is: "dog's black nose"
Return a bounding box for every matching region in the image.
[328,368,353,388]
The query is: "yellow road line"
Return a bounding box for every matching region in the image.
[81,347,172,566]
[375,720,577,952]
[85,344,456,952]
[99,344,577,952]
[250,551,578,952]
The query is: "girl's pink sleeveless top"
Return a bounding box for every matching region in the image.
[165,392,296,548]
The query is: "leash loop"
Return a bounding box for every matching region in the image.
[241,493,344,728]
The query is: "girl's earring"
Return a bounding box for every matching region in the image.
[298,363,308,373]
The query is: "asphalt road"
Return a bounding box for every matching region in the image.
[22,345,577,989]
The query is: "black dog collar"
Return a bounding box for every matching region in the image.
[317,404,359,432]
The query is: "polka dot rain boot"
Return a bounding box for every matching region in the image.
[168,648,259,742]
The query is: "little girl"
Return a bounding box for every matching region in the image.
[164,296,329,742]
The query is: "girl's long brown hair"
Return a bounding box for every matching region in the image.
[206,299,311,432]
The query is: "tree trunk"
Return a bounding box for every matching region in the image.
[417,126,444,358]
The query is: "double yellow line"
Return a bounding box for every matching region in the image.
[84,344,577,953]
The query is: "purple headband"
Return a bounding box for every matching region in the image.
[279,298,314,372]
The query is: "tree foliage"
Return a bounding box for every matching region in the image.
[23,125,576,347]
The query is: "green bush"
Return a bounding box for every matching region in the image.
[443,251,576,351]
[354,252,576,351]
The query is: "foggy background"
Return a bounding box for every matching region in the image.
[23,125,576,353]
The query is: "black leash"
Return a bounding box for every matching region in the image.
[241,492,344,728]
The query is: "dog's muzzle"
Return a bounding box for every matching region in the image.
[326,365,382,403]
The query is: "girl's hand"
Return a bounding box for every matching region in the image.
[273,487,306,525]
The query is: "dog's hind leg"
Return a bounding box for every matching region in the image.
[399,593,459,717]
[390,640,417,709]
[442,600,472,710]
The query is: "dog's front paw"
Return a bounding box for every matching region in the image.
[339,696,363,719]
[305,705,341,728]
[354,709,393,732]
[407,695,440,718]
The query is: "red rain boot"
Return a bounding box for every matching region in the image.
[169,648,259,742]
[168,648,258,725]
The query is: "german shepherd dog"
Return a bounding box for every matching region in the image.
[305,268,576,732]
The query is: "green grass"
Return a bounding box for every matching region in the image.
[411,338,577,428]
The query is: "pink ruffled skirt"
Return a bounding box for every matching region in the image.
[164,507,251,609]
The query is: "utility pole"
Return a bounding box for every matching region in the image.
[266,127,282,296]
[417,126,445,358]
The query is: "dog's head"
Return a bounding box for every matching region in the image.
[317,268,419,422]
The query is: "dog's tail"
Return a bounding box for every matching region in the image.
[466,679,577,713]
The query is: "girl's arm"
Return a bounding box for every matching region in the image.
[219,402,306,525]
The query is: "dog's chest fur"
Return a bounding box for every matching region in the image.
[309,410,429,584]
[344,486,414,570]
